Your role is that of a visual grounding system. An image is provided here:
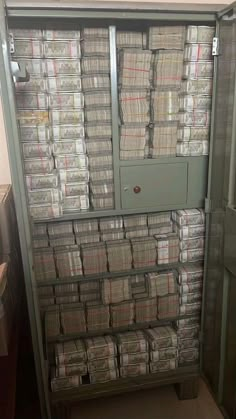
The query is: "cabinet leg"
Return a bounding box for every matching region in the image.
[175,377,199,400]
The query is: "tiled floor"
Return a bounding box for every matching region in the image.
[71,379,223,419]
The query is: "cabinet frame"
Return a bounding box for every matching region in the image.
[0,2,225,418]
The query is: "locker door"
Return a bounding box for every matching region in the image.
[202,3,236,417]
[0,1,51,418]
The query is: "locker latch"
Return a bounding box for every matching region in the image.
[212,37,219,56]
[8,32,14,54]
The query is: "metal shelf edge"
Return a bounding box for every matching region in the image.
[37,261,192,287]
[50,365,200,404]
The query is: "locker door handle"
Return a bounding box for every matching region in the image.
[133,186,141,194]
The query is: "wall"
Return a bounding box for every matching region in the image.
[0,98,11,184]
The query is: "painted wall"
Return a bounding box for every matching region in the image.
[0,98,11,184]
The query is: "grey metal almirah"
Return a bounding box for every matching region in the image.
[1,1,236,418]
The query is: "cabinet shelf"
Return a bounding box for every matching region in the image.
[46,314,199,343]
[50,365,200,404]
[37,261,195,287]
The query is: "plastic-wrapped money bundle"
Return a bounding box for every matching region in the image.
[18,114,61,219]
[175,315,200,367]
[148,212,171,226]
[131,237,157,268]
[85,335,118,383]
[101,277,132,304]
[81,38,109,56]
[86,302,110,331]
[48,220,75,247]
[156,233,179,265]
[135,297,157,323]
[99,216,124,241]
[81,57,110,74]
[45,310,61,338]
[99,216,123,230]
[176,263,202,366]
[117,330,149,377]
[131,275,149,299]
[110,301,135,328]
[48,221,73,236]
[52,339,87,390]
[175,223,205,240]
[117,330,148,353]
[153,50,184,88]
[120,125,148,160]
[125,226,149,239]
[176,141,209,156]
[55,339,87,365]
[33,248,56,282]
[178,26,214,156]
[120,363,149,377]
[172,209,205,262]
[88,357,118,373]
[150,359,178,373]
[172,209,205,227]
[146,270,177,297]
[50,235,75,247]
[54,284,78,297]
[186,26,215,43]
[86,335,117,360]
[81,242,107,275]
[54,245,83,278]
[89,368,119,384]
[39,297,55,309]
[117,31,144,49]
[81,30,114,210]
[76,231,100,245]
[61,304,86,335]
[101,229,124,242]
[79,280,101,304]
[124,214,147,228]
[74,218,98,233]
[119,49,152,89]
[145,325,178,373]
[119,90,150,125]
[53,358,87,379]
[106,240,132,272]
[148,26,185,50]
[13,29,88,217]
[32,222,49,249]
[51,368,82,392]
[150,122,178,157]
[88,151,114,210]
[26,172,58,190]
[151,88,179,123]
[145,325,177,348]
[157,293,179,319]
[178,263,204,284]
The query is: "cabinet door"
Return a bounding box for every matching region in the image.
[0,2,51,419]
[202,4,236,417]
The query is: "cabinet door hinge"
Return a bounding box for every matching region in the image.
[205,197,212,214]
[212,37,219,56]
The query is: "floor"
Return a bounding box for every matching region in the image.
[70,379,223,419]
